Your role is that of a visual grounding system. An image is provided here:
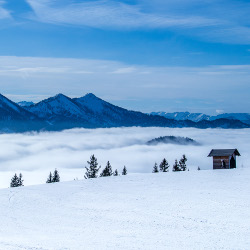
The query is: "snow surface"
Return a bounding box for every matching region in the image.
[0,169,249,249]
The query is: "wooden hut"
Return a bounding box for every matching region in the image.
[208,149,240,169]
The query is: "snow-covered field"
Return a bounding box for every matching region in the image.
[0,127,249,188]
[0,169,249,250]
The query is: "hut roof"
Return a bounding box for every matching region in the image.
[208,149,240,157]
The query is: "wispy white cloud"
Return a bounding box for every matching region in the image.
[26,0,219,29]
[111,67,137,74]
[0,66,93,76]
[0,0,11,20]
[24,0,250,44]
[0,56,250,113]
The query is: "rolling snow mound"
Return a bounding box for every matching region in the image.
[0,169,249,250]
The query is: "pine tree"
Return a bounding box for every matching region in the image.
[10,173,19,187]
[52,169,60,182]
[159,158,169,172]
[18,173,24,186]
[172,159,181,172]
[113,169,118,176]
[122,166,127,175]
[179,154,187,171]
[152,163,159,173]
[85,154,100,179]
[46,172,53,183]
[197,166,201,171]
[100,161,113,177]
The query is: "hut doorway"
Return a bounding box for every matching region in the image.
[230,157,236,168]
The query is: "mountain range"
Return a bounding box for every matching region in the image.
[0,93,248,133]
[151,111,250,125]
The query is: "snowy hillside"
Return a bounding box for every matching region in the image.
[0,169,249,250]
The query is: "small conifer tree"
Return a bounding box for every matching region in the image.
[10,173,19,187]
[179,154,187,171]
[172,159,181,172]
[197,166,201,171]
[113,169,118,176]
[122,166,127,175]
[46,172,53,183]
[100,161,113,177]
[52,169,60,182]
[10,173,23,187]
[85,154,100,179]
[159,158,169,172]
[152,163,159,173]
[18,173,24,186]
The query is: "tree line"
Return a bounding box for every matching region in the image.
[9,154,190,187]
[85,155,127,179]
[152,155,188,173]
[9,154,128,187]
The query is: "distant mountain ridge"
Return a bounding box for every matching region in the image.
[17,101,34,107]
[23,93,183,129]
[0,93,248,133]
[151,111,250,125]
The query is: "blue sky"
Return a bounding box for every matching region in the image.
[0,0,250,114]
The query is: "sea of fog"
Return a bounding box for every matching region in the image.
[0,127,249,188]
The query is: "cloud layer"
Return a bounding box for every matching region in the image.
[0,127,249,188]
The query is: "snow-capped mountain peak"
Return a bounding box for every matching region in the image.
[84,93,98,99]
[25,94,86,121]
[0,94,47,132]
[74,93,105,113]
[0,93,37,120]
[0,93,24,114]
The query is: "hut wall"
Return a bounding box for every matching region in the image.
[213,156,230,169]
